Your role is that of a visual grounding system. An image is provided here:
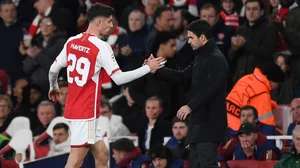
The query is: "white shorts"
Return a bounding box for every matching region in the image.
[69,119,102,147]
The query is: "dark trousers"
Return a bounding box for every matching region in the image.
[188,142,219,168]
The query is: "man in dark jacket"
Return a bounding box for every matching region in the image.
[153,19,228,168]
[229,0,277,83]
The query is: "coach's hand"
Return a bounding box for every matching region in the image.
[48,89,60,103]
[177,105,191,120]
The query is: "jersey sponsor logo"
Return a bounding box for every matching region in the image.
[226,100,241,118]
[70,43,90,54]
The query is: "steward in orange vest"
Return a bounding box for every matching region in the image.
[227,63,285,131]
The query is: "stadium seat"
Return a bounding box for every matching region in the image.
[34,117,69,158]
[0,129,35,168]
[227,160,279,168]
[3,117,30,137]
[0,159,18,168]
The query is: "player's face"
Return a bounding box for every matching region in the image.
[152,158,168,168]
[100,15,114,36]
[145,100,162,120]
[240,110,257,124]
[172,122,188,141]
[53,128,69,145]
[58,86,68,106]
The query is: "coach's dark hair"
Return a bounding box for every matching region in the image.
[154,6,172,22]
[112,138,135,152]
[186,19,212,39]
[101,98,112,111]
[240,105,258,120]
[86,3,116,22]
[172,117,188,126]
[245,0,264,10]
[0,0,15,11]
[146,96,163,108]
[53,123,69,132]
[151,31,176,56]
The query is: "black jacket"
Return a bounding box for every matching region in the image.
[156,39,228,143]
[229,17,277,83]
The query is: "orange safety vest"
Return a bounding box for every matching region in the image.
[226,68,277,131]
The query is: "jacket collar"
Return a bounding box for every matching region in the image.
[193,39,216,57]
[253,68,272,91]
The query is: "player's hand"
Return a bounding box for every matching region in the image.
[48,89,60,103]
[146,56,166,73]
[143,54,155,66]
[177,105,191,120]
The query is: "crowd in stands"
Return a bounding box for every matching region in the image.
[0,0,300,167]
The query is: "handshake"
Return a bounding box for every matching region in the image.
[143,54,166,73]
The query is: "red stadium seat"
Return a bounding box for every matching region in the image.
[227,160,279,168]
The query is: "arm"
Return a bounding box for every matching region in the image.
[187,57,227,112]
[155,65,192,84]
[99,42,151,86]
[36,39,66,72]
[49,43,68,90]
[217,136,239,161]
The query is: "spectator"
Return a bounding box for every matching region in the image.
[47,123,70,157]
[143,0,163,30]
[227,63,285,131]
[55,82,68,116]
[137,96,172,153]
[21,16,67,93]
[0,1,26,84]
[29,0,76,38]
[273,0,300,85]
[166,117,188,148]
[15,84,43,130]
[200,3,235,59]
[220,0,240,30]
[116,9,148,72]
[217,122,281,168]
[100,98,131,137]
[172,9,195,70]
[148,144,184,168]
[0,95,14,133]
[168,0,198,17]
[271,52,298,104]
[112,87,144,134]
[33,100,56,137]
[145,6,174,54]
[112,138,151,168]
[274,125,300,168]
[227,105,276,139]
[229,0,277,83]
[11,78,28,109]
[287,98,300,145]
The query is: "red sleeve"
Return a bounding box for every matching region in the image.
[218,136,239,161]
